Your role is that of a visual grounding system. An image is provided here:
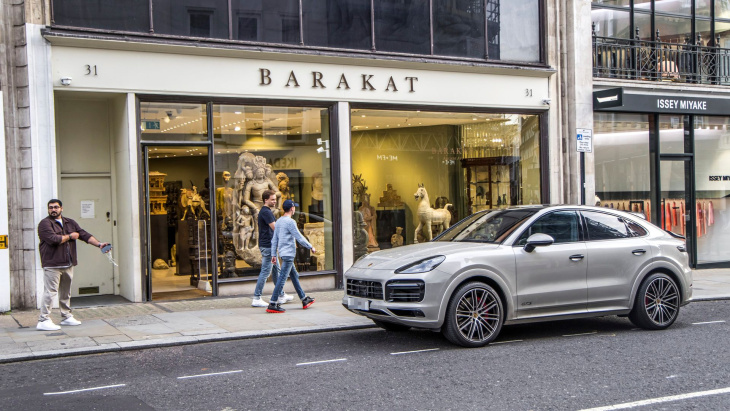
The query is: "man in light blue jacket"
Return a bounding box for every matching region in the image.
[267,199,316,313]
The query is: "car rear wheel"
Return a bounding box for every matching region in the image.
[442,282,503,348]
[372,319,411,332]
[629,273,680,330]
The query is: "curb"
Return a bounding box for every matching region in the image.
[0,323,376,365]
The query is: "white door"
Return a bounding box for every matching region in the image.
[60,177,114,296]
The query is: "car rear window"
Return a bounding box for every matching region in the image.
[582,211,631,240]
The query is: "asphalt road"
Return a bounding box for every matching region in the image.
[1,300,729,411]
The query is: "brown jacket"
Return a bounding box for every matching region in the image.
[37,215,94,268]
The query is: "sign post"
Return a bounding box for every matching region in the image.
[577,129,593,205]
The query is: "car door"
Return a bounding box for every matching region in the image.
[513,210,588,318]
[581,211,653,311]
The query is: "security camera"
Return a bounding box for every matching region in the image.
[60,77,72,86]
[542,98,551,106]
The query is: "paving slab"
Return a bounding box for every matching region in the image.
[60,319,124,338]
[26,336,99,352]
[93,334,132,344]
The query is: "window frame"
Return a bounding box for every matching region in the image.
[579,210,647,241]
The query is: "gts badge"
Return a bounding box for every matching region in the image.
[521,302,532,306]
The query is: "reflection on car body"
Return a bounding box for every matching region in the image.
[343,205,692,347]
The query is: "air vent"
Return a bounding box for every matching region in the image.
[78,286,100,295]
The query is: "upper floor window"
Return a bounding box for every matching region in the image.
[51,0,546,65]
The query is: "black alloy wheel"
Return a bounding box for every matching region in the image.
[629,272,680,330]
[443,281,504,348]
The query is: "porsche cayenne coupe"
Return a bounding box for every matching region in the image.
[343,205,692,347]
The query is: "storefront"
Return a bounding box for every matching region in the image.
[594,87,730,267]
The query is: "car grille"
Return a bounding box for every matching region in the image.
[346,279,383,300]
[385,280,425,302]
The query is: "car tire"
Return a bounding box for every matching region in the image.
[629,272,680,330]
[372,319,411,332]
[442,281,504,348]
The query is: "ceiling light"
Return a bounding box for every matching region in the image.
[235,111,242,114]
[234,126,241,131]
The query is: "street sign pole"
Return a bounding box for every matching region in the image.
[576,129,593,206]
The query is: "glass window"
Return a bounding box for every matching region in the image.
[374,0,430,54]
[626,220,648,236]
[516,211,581,245]
[696,0,711,17]
[212,105,334,277]
[302,0,371,50]
[695,116,730,263]
[718,1,730,19]
[716,20,730,48]
[655,15,693,43]
[53,0,150,32]
[140,103,208,142]
[593,112,651,220]
[660,115,685,154]
[350,109,541,258]
[634,0,652,12]
[591,1,630,6]
[635,12,651,40]
[433,0,485,58]
[232,0,300,44]
[697,19,712,45]
[655,0,692,16]
[152,0,229,39]
[441,209,539,243]
[582,211,631,240]
[496,0,540,62]
[592,8,631,38]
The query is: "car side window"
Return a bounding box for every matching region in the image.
[625,220,648,237]
[515,211,580,246]
[582,211,631,240]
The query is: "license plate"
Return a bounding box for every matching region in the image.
[347,297,370,311]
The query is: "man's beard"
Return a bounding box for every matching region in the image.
[49,211,59,218]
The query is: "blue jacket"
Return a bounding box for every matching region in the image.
[271,216,312,258]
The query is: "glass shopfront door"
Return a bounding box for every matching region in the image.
[143,145,214,301]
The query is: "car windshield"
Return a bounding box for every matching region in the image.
[436,209,540,243]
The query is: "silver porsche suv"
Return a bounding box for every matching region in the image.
[343,205,692,347]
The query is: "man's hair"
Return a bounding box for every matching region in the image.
[261,190,276,202]
[48,199,62,207]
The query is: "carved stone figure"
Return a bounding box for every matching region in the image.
[390,227,404,248]
[353,211,369,261]
[277,172,291,204]
[170,244,177,267]
[310,172,325,218]
[377,183,404,208]
[413,184,451,243]
[153,259,169,269]
[359,193,379,251]
[303,222,326,271]
[216,171,234,218]
[237,206,255,251]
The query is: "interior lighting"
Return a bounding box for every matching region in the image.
[234,126,241,131]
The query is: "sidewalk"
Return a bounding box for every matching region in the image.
[1,269,729,364]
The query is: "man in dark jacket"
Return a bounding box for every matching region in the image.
[36,199,109,331]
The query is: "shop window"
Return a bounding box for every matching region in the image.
[212,105,334,278]
[695,116,730,264]
[53,0,150,33]
[152,0,229,39]
[140,102,208,142]
[593,113,651,219]
[496,0,541,62]
[238,17,259,41]
[660,115,686,154]
[350,109,541,261]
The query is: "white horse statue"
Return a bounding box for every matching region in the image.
[414,184,451,243]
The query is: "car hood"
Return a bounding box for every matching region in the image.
[352,242,499,270]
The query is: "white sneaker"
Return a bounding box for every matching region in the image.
[36,320,61,331]
[251,297,269,307]
[282,293,294,302]
[60,316,81,326]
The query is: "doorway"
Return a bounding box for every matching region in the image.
[143,145,215,301]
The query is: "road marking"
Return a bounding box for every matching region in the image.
[579,386,730,410]
[692,320,726,325]
[296,358,347,366]
[563,331,597,337]
[390,348,440,355]
[44,384,126,396]
[491,340,523,345]
[177,370,243,380]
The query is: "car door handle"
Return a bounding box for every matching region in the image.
[632,249,647,256]
[569,254,584,261]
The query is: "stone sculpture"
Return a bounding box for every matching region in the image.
[413,183,451,243]
[353,211,369,261]
[390,227,404,248]
[359,193,379,251]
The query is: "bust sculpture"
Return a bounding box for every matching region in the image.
[390,226,404,248]
[359,193,379,251]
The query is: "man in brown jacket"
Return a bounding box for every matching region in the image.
[36,199,109,331]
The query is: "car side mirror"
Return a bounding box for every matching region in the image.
[524,233,554,253]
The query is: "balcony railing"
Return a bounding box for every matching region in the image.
[593,35,730,86]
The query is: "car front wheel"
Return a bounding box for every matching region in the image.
[443,281,504,348]
[629,273,680,330]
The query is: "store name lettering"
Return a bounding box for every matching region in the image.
[259,68,418,92]
[432,148,463,155]
[709,175,730,181]
[657,99,707,110]
[377,155,398,161]
[269,157,296,168]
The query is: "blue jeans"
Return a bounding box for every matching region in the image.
[270,256,306,302]
[254,248,283,299]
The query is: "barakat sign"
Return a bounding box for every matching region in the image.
[259,68,419,92]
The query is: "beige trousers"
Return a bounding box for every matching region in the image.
[39,267,74,322]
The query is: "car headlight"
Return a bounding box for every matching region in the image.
[394,256,446,274]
